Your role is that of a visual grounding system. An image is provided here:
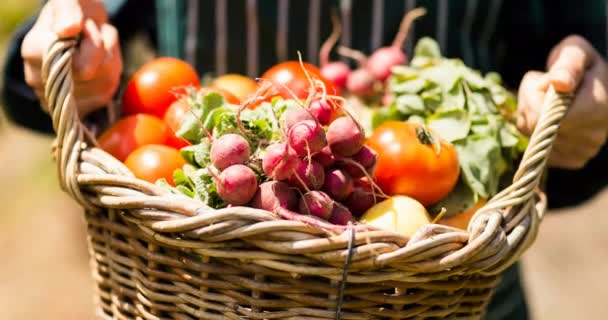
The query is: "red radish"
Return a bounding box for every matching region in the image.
[252,181,343,230]
[367,8,427,82]
[288,159,325,191]
[337,160,366,179]
[299,190,334,220]
[210,134,251,171]
[284,107,314,129]
[352,146,378,171]
[321,63,351,91]
[319,11,351,90]
[329,203,354,225]
[354,176,372,188]
[215,164,258,206]
[327,116,364,157]
[262,143,299,180]
[251,181,297,212]
[288,120,327,156]
[346,68,376,97]
[313,146,335,167]
[338,46,377,97]
[309,99,332,125]
[344,187,378,217]
[322,169,354,201]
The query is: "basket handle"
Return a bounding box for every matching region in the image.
[42,37,133,209]
[471,85,573,273]
[41,38,86,202]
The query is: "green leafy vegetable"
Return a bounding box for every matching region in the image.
[373,37,529,212]
[166,92,292,209]
[427,110,470,143]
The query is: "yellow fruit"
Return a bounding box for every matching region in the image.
[211,73,258,102]
[438,199,487,230]
[360,196,431,237]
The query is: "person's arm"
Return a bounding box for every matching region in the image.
[1,0,155,134]
[517,35,608,208]
[1,17,53,134]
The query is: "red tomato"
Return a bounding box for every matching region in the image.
[366,121,460,206]
[98,114,169,162]
[261,61,340,99]
[122,57,200,118]
[124,144,186,186]
[211,73,258,102]
[163,100,192,149]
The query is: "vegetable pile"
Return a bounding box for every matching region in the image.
[369,37,528,217]
[169,68,385,230]
[320,8,427,103]
[96,7,531,235]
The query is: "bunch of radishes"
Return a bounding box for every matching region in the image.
[205,71,386,231]
[320,7,426,102]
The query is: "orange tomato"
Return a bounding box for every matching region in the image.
[211,73,258,102]
[259,61,341,117]
[98,114,169,162]
[124,144,186,186]
[366,121,460,206]
[122,57,200,118]
[261,61,339,99]
[163,100,192,149]
[198,86,241,105]
[438,199,488,230]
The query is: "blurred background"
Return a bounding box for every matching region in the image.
[0,2,606,319]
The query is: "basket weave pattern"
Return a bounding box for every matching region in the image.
[42,39,571,319]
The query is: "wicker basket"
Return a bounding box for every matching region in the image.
[42,38,571,320]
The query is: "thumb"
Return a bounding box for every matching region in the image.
[51,0,84,38]
[546,35,596,93]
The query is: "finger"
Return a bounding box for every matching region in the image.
[23,62,43,90]
[81,0,108,26]
[550,126,607,169]
[517,71,549,135]
[558,64,608,132]
[548,139,601,170]
[99,24,123,77]
[21,31,44,65]
[51,0,84,37]
[74,73,119,99]
[75,88,115,116]
[554,127,608,154]
[105,26,123,98]
[34,87,44,100]
[21,4,54,62]
[73,19,105,81]
[547,35,597,93]
[547,146,586,169]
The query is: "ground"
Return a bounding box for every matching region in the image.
[0,2,606,319]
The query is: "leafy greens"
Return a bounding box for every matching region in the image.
[372,37,529,214]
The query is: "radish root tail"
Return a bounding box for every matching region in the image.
[337,46,368,66]
[392,7,427,48]
[320,9,343,66]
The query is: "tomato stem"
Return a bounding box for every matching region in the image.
[416,125,441,156]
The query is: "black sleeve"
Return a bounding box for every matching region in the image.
[1,0,158,134]
[1,17,54,134]
[545,145,608,209]
[539,0,608,209]
[497,0,608,209]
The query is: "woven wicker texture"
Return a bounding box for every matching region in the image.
[42,38,571,319]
